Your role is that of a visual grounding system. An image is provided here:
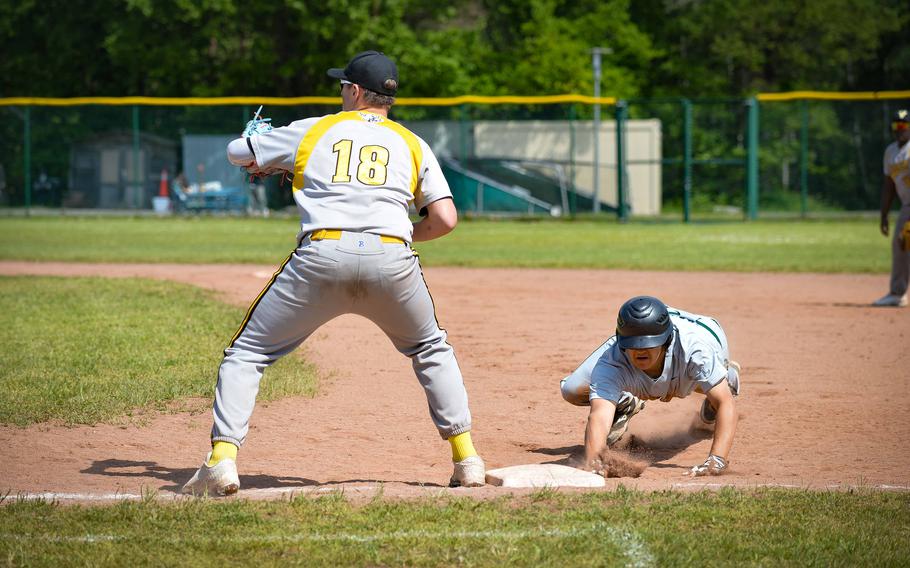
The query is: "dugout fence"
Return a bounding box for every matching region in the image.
[0,91,907,221]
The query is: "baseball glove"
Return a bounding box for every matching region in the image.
[243,105,273,138]
[239,106,290,182]
[902,220,910,252]
[685,454,727,476]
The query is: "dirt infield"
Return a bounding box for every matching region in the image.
[1,261,908,500]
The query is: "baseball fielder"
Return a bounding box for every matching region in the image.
[183,51,485,495]
[560,296,741,476]
[873,109,910,307]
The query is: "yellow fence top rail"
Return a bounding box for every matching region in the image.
[756,90,910,102]
[0,94,617,107]
[0,91,907,106]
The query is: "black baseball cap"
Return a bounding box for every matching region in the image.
[327,51,399,96]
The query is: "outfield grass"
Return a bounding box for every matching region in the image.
[1,489,907,566]
[0,216,890,272]
[0,277,318,426]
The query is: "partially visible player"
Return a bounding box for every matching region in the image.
[182,51,485,495]
[560,296,740,476]
[873,109,910,307]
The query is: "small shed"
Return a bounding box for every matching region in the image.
[69,131,178,209]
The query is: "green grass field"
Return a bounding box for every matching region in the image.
[0,215,891,272]
[2,490,907,566]
[0,276,318,426]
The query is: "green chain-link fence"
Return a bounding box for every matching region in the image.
[1,92,907,219]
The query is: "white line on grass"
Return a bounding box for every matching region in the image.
[12,492,174,501]
[672,482,910,491]
[605,527,655,568]
[1,523,654,567]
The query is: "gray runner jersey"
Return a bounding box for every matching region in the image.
[249,110,451,242]
[589,307,729,403]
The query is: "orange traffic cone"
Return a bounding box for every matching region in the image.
[159,169,169,197]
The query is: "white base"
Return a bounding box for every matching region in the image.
[485,463,605,488]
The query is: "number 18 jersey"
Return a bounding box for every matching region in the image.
[249,110,452,242]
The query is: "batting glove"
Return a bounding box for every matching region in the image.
[686,454,727,477]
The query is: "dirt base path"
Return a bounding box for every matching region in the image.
[2,261,908,499]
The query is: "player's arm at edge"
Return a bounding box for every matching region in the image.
[583,398,617,469]
[412,198,457,242]
[705,378,738,461]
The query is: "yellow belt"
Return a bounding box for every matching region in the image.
[309,229,406,245]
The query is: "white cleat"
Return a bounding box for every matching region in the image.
[872,294,908,307]
[449,455,486,487]
[182,453,240,496]
[728,360,741,397]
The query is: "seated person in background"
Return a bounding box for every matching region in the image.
[560,295,740,477]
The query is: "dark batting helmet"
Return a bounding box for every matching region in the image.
[615,296,673,349]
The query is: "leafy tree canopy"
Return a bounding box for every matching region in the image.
[0,0,906,98]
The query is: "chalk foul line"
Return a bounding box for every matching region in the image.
[1,523,654,567]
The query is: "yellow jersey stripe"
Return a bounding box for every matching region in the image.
[291,111,423,195]
[292,112,357,191]
[377,118,422,196]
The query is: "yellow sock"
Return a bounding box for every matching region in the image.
[207,441,238,467]
[449,432,477,462]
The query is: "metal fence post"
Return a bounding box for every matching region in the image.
[682,98,693,223]
[800,99,809,218]
[745,97,760,220]
[459,104,469,165]
[132,105,141,209]
[568,104,577,216]
[24,106,31,216]
[615,99,628,221]
[591,48,605,213]
[476,180,483,213]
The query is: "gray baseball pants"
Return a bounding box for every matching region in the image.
[889,205,910,297]
[211,231,472,447]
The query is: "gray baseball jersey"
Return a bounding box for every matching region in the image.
[211,110,473,447]
[560,307,736,406]
[249,111,450,242]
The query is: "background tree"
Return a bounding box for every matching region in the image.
[0,0,907,210]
